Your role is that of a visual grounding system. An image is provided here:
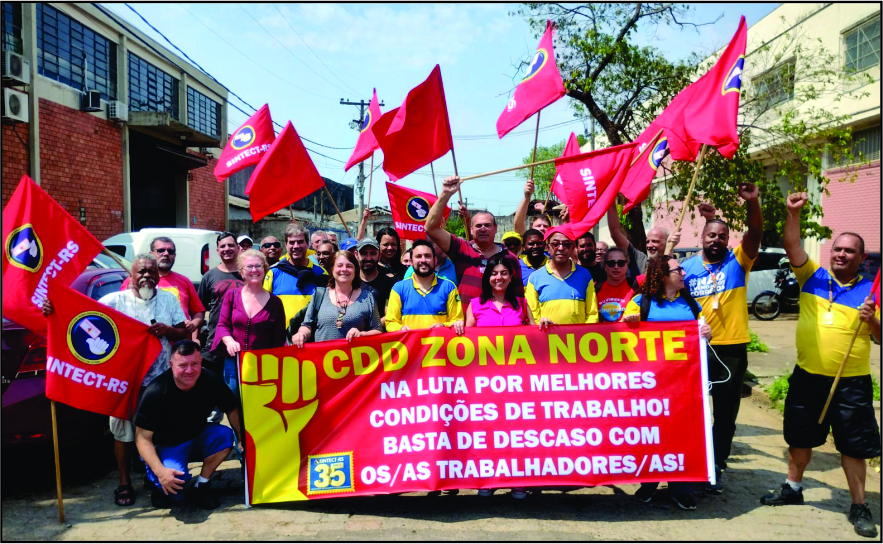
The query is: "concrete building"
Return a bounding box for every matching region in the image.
[2,3,229,239]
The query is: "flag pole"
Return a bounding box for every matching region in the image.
[629,129,664,168]
[430,162,439,197]
[50,400,65,523]
[366,154,375,209]
[323,185,353,237]
[529,111,541,180]
[449,148,470,241]
[664,143,708,255]
[288,205,295,222]
[101,248,129,270]
[818,315,866,423]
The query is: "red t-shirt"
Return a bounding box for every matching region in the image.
[597,281,635,323]
[121,271,205,319]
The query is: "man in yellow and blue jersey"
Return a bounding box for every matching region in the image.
[759,192,880,538]
[263,222,328,326]
[385,239,464,333]
[682,182,762,493]
[526,225,598,326]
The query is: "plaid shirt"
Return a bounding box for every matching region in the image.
[446,235,523,308]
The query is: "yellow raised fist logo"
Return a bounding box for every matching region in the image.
[241,352,318,503]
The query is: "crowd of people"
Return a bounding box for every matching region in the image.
[41,177,880,537]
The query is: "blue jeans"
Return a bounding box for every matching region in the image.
[223,356,243,461]
[144,423,234,502]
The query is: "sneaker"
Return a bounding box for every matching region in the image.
[426,490,442,497]
[189,481,221,510]
[510,487,526,500]
[671,493,697,510]
[704,466,723,495]
[477,489,494,497]
[848,503,878,538]
[760,482,804,506]
[150,488,172,509]
[634,485,656,503]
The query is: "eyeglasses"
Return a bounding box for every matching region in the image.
[261,242,281,249]
[549,240,573,249]
[153,248,176,255]
[241,264,264,271]
[605,259,627,268]
[669,266,686,275]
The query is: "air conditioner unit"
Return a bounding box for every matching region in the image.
[199,147,213,156]
[107,100,128,122]
[2,51,30,85]
[81,90,101,112]
[2,88,28,123]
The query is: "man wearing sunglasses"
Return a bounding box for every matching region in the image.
[606,205,681,278]
[121,237,205,341]
[526,225,599,327]
[259,236,282,266]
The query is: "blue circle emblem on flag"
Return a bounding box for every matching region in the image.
[648,137,670,170]
[4,224,43,273]
[722,56,744,95]
[67,311,120,365]
[406,196,430,222]
[360,111,372,133]
[521,48,549,83]
[231,125,256,150]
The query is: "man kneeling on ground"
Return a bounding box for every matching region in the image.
[135,340,242,510]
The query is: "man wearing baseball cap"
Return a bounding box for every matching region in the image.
[355,237,397,314]
[502,231,523,256]
[237,235,253,251]
[340,238,359,251]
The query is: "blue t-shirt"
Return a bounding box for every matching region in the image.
[624,293,699,322]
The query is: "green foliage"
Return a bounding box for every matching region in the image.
[445,215,466,239]
[765,373,791,413]
[747,330,769,353]
[517,134,587,200]
[873,376,881,402]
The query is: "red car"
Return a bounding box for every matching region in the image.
[2,266,129,448]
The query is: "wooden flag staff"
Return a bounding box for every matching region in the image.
[366,154,375,209]
[663,143,708,255]
[818,304,871,423]
[51,400,65,522]
[323,185,353,237]
[430,162,439,197]
[449,147,470,241]
[101,247,129,270]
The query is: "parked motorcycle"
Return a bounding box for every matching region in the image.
[752,267,800,320]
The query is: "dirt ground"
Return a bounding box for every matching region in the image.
[3,316,881,541]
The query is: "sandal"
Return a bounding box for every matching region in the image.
[114,484,136,507]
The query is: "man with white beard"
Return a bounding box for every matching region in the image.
[44,254,188,507]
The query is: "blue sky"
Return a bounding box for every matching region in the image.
[103,3,780,215]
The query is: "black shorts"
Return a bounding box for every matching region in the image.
[783,365,881,459]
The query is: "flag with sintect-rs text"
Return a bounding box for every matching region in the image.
[214,103,276,182]
[386,182,450,241]
[45,283,161,419]
[2,175,105,336]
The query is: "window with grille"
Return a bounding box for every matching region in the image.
[187,86,220,139]
[844,16,881,74]
[128,52,179,119]
[826,125,881,168]
[36,3,117,100]
[751,58,796,110]
[2,2,23,54]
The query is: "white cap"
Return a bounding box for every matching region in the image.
[237,235,253,244]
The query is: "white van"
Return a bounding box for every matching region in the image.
[103,228,223,288]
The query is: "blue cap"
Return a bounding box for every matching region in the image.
[340,237,359,251]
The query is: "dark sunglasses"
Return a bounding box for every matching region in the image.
[669,266,686,275]
[153,247,176,255]
[549,240,573,249]
[261,242,282,249]
[605,259,627,268]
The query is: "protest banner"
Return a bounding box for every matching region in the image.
[240,321,712,505]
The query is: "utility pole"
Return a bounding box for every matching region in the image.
[340,97,384,219]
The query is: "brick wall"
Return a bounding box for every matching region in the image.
[820,160,881,263]
[652,200,743,250]
[37,99,124,240]
[188,152,226,231]
[1,123,30,204]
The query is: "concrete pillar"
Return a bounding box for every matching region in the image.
[22,3,39,184]
[118,34,131,231]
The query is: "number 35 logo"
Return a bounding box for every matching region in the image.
[309,453,355,495]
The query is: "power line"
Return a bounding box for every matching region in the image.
[271,4,361,97]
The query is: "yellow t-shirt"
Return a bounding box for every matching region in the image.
[793,259,879,377]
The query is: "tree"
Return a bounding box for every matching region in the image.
[514,4,869,249]
[515,134,588,200]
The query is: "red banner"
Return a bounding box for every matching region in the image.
[214,103,276,182]
[45,283,162,418]
[2,175,105,335]
[240,321,713,505]
[386,182,450,241]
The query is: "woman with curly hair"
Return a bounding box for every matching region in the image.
[623,254,712,510]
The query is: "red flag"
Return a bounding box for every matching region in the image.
[345,89,383,172]
[551,132,582,202]
[871,270,880,308]
[45,283,162,418]
[620,122,670,212]
[370,107,399,151]
[386,182,451,241]
[654,16,747,161]
[556,142,639,236]
[214,104,276,181]
[496,21,566,139]
[246,121,325,222]
[2,175,105,336]
[378,65,453,182]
